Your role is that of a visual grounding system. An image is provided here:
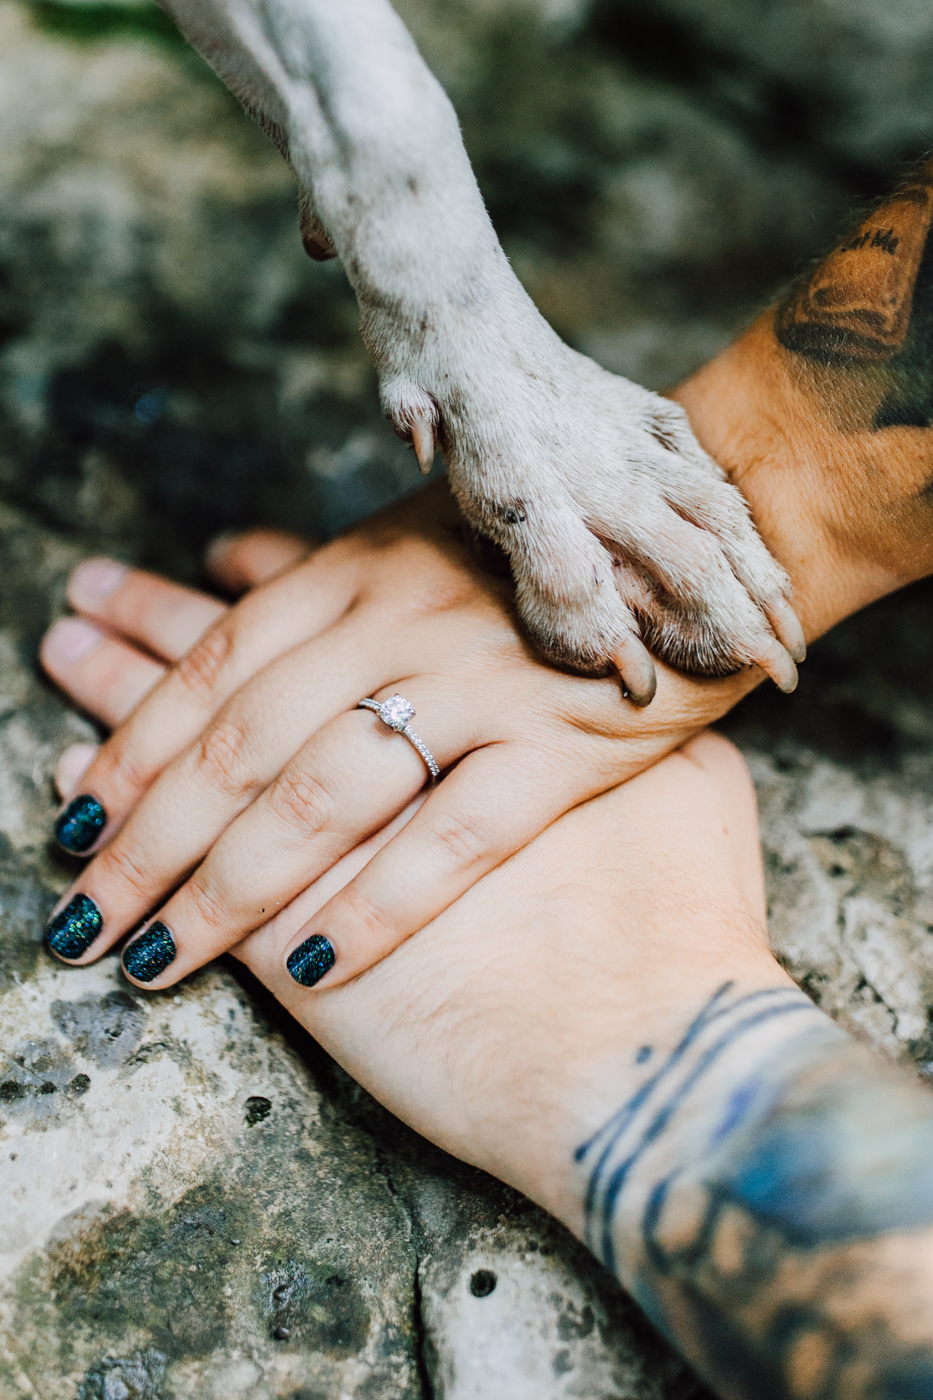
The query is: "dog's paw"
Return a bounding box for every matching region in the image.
[387,354,803,704]
[511,482,803,704]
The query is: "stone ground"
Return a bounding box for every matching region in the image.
[2,0,933,1394]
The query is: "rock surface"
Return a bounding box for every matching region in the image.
[1,0,933,1395]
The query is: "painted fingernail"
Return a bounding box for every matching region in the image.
[287,934,336,987]
[46,893,103,960]
[45,617,104,664]
[55,794,106,853]
[122,922,176,983]
[69,557,128,603]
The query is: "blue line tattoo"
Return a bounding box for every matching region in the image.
[575,981,933,1399]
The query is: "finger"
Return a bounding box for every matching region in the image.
[279,742,584,990]
[205,528,313,594]
[116,702,449,988]
[67,558,226,663]
[55,744,100,801]
[234,735,768,1009]
[256,797,426,938]
[40,619,167,728]
[46,546,313,745]
[46,613,392,963]
[52,545,362,855]
[229,796,426,972]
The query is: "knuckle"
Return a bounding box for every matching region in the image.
[341,882,395,941]
[183,877,228,934]
[402,576,474,618]
[98,841,152,903]
[428,810,488,870]
[192,716,259,800]
[267,767,336,837]
[174,623,233,702]
[368,541,474,618]
[96,738,154,808]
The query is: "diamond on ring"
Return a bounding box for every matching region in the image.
[379,694,415,730]
[357,694,440,781]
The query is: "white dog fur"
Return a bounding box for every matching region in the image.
[157,0,804,704]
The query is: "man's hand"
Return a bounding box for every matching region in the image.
[42,586,933,1400]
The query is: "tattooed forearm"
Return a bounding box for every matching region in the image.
[777,155,933,430]
[576,982,933,1400]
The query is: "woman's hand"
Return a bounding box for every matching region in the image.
[41,486,767,992]
[49,555,786,1204]
[39,489,748,992]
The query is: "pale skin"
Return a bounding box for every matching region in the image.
[32,147,933,1400]
[45,594,933,1397]
[35,151,933,1400]
[40,155,933,995]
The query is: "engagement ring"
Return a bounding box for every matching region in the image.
[357,694,440,781]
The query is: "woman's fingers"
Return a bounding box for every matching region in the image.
[41,619,168,729]
[67,559,227,663]
[43,555,235,730]
[46,614,393,965]
[45,542,306,801]
[279,742,587,989]
[206,528,313,594]
[44,533,315,733]
[51,544,363,855]
[55,744,100,802]
[116,705,447,988]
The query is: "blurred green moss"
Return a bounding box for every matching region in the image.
[25,0,184,45]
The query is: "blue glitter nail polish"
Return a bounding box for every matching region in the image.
[55,794,106,854]
[46,893,103,960]
[286,934,336,987]
[122,922,175,983]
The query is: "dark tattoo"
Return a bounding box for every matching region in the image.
[776,155,933,430]
[576,982,933,1398]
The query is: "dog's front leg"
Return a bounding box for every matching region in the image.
[158,0,803,701]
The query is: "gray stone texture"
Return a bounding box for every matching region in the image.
[1,0,933,1395]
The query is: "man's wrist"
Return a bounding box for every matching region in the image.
[678,155,933,636]
[570,977,933,1399]
[674,312,930,643]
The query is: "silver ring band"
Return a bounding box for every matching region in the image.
[357,694,440,781]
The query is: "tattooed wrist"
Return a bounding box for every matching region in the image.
[576,981,933,1399]
[777,154,933,431]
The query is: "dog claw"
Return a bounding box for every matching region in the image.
[754,642,798,694]
[411,419,435,475]
[764,598,806,663]
[612,636,658,708]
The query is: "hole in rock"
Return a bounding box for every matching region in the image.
[470,1269,497,1298]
